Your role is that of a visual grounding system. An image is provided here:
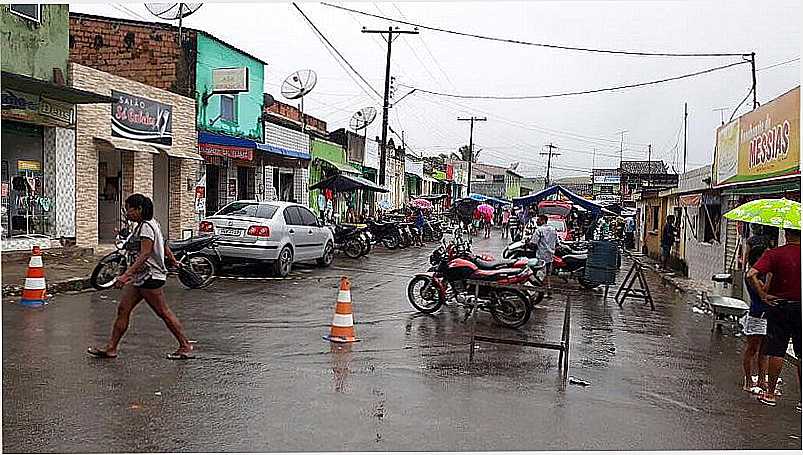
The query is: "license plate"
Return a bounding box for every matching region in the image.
[218,227,242,236]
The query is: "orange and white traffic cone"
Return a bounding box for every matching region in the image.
[323,276,360,343]
[20,246,46,307]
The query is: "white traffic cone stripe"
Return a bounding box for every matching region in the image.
[337,290,351,302]
[24,278,46,290]
[29,256,43,268]
[331,313,354,328]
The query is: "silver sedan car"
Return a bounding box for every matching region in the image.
[199,200,334,277]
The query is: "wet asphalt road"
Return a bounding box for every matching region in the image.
[3,234,801,452]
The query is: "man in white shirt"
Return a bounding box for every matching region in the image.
[530,214,558,297]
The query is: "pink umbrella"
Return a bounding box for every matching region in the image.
[410,199,433,210]
[476,203,494,220]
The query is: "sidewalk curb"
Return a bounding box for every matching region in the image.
[3,277,93,298]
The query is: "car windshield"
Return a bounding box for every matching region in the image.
[216,202,278,219]
[547,219,566,231]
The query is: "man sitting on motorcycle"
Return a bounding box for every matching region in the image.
[528,214,558,298]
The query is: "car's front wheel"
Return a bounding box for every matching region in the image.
[273,245,293,277]
[317,241,334,267]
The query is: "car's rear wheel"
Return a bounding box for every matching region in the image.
[273,245,293,277]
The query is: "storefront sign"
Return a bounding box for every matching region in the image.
[364,139,380,170]
[2,89,75,126]
[679,194,702,207]
[17,160,41,171]
[593,175,620,184]
[199,143,253,161]
[112,90,173,146]
[405,160,424,178]
[714,86,800,186]
[446,164,454,181]
[212,67,249,93]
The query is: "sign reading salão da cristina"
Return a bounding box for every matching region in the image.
[111,90,173,146]
[714,86,800,186]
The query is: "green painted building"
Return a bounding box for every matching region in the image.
[1,4,69,82]
[309,138,359,216]
[195,31,266,141]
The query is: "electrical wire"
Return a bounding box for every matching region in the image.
[320,2,750,58]
[292,3,383,100]
[756,57,800,71]
[399,60,749,100]
[391,2,457,90]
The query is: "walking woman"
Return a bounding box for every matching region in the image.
[88,194,193,360]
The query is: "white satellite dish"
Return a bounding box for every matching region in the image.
[349,106,377,132]
[281,69,318,132]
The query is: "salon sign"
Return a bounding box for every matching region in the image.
[111,90,173,146]
[714,86,800,186]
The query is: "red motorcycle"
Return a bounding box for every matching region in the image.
[406,238,537,328]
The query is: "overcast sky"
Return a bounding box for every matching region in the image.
[71,1,801,178]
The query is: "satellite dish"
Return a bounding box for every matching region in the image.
[145,4,202,44]
[349,106,377,132]
[144,3,203,20]
[281,70,317,100]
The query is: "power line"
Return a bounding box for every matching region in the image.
[757,57,800,71]
[292,3,383,100]
[320,2,750,58]
[399,60,749,100]
[390,2,457,90]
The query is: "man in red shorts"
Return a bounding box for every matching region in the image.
[747,227,800,409]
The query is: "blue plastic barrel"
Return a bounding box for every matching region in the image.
[584,240,619,284]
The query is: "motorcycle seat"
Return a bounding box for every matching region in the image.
[473,257,519,270]
[168,236,216,252]
[563,253,587,260]
[471,268,523,280]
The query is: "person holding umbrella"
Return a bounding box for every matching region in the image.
[727,198,801,410]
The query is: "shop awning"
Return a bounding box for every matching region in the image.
[198,131,257,149]
[156,145,204,161]
[256,142,311,160]
[94,137,158,154]
[2,71,117,104]
[309,174,389,193]
[314,157,360,175]
[721,179,800,196]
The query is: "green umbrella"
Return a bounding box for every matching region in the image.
[723,198,801,230]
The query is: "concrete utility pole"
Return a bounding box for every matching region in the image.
[647,144,652,188]
[616,130,628,168]
[540,143,560,187]
[362,26,418,186]
[683,102,688,174]
[457,116,486,195]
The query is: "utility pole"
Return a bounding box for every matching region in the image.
[362,26,419,186]
[683,102,688,174]
[647,144,652,188]
[616,130,628,169]
[750,52,757,109]
[540,143,560,187]
[457,116,486,195]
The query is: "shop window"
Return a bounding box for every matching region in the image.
[10,4,41,23]
[220,95,237,123]
[700,202,721,243]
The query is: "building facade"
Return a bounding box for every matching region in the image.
[71,63,201,247]
[2,5,113,251]
[620,160,678,207]
[591,168,620,203]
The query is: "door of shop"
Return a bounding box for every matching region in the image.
[237,166,255,200]
[97,148,122,243]
[205,163,220,215]
[152,152,170,236]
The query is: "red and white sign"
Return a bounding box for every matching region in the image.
[199,143,253,161]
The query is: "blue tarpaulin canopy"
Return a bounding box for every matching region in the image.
[513,185,614,215]
[468,193,510,206]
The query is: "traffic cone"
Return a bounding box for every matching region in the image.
[20,246,46,307]
[323,276,360,343]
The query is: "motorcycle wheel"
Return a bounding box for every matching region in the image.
[407,276,445,313]
[360,235,372,256]
[489,289,531,328]
[90,252,126,290]
[344,238,363,259]
[578,276,601,290]
[382,234,399,250]
[398,231,411,249]
[179,254,216,289]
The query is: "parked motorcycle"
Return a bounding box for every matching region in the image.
[406,239,539,328]
[329,224,368,259]
[366,219,402,250]
[502,239,600,289]
[90,225,220,290]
